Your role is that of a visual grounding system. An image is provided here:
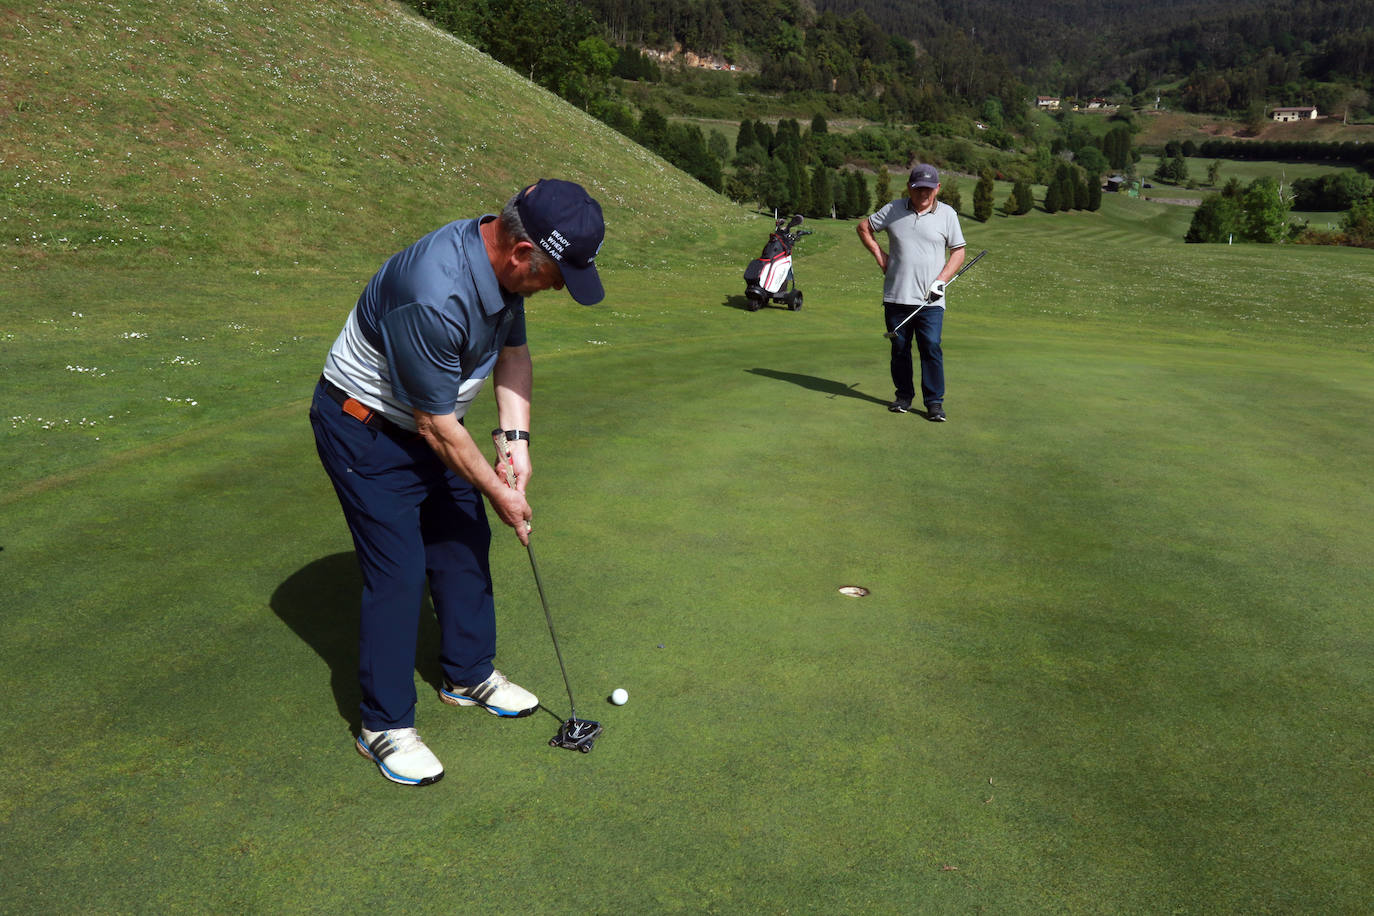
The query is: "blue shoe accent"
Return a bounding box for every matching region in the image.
[439,685,527,717]
[357,736,425,785]
[355,731,444,787]
[438,671,538,717]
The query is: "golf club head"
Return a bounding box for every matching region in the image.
[549,717,602,754]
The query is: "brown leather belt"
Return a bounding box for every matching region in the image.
[319,376,413,437]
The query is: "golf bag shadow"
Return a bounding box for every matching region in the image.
[743,214,811,311]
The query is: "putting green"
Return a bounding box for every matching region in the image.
[3,231,1370,911]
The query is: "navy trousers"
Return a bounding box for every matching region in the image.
[884,302,945,406]
[309,380,496,731]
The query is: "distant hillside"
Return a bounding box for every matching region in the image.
[576,0,1372,116]
[820,0,1374,102]
[0,0,743,271]
[1133,110,1374,148]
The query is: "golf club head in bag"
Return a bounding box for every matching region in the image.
[492,429,602,754]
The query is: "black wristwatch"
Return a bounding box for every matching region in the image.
[493,428,531,442]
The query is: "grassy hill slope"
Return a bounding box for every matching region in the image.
[1,0,756,490]
[1133,108,1374,147]
[0,0,744,272]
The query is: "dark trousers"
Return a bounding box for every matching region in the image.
[884,302,945,406]
[309,380,496,731]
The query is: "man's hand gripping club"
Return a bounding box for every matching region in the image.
[493,429,533,543]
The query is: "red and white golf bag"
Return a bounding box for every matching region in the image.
[743,214,809,311]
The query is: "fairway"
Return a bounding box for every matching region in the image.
[3,1,1373,912]
[5,218,1373,913]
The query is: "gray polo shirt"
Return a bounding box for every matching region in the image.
[322,216,527,430]
[867,198,966,306]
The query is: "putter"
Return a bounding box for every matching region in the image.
[493,431,602,754]
[883,248,988,339]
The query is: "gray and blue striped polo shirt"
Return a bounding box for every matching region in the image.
[322,216,527,431]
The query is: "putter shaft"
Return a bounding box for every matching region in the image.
[523,539,578,722]
[882,248,988,339]
[493,430,580,723]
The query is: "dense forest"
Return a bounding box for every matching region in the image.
[408,0,1374,122]
[402,0,1374,243]
[580,0,1374,113]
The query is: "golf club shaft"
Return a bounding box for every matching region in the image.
[883,248,988,339]
[493,431,579,721]
[524,539,577,721]
[884,302,927,339]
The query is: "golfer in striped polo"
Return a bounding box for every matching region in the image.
[310,180,605,785]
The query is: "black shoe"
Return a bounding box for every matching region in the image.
[888,399,911,414]
[926,403,946,422]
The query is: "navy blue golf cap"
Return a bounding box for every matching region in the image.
[515,179,605,305]
[908,164,940,188]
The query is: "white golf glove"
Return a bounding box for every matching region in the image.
[927,279,946,302]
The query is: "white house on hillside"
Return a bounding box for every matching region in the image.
[1036,96,1060,110]
[1271,106,1318,122]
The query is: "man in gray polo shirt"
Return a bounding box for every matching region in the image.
[856,164,966,420]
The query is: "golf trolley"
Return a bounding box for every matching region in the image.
[743,214,812,311]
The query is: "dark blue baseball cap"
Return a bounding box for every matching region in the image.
[515,179,606,305]
[908,164,940,188]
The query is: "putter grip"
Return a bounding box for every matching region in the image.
[493,430,533,535]
[492,430,517,487]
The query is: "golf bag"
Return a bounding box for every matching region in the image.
[743,214,811,311]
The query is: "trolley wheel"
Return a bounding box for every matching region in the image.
[788,291,803,311]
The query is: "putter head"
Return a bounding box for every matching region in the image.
[549,717,602,754]
[882,330,898,339]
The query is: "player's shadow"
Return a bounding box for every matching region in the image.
[270,552,443,730]
[747,368,889,406]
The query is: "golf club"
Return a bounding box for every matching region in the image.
[493,430,603,753]
[883,248,988,339]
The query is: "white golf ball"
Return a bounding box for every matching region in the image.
[610,688,628,706]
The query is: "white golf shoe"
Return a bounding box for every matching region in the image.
[356,727,444,786]
[439,669,538,717]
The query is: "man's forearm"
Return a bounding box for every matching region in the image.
[415,410,505,497]
[493,344,532,432]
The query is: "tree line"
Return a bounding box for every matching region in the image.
[1196,139,1374,171]
[409,0,1374,129]
[728,116,872,218]
[1185,172,1374,248]
[416,0,1031,128]
[824,0,1374,119]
